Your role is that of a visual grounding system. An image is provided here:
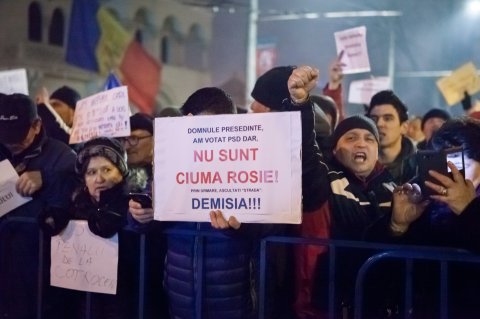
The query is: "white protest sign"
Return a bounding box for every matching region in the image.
[348,77,392,104]
[50,220,119,294]
[436,62,480,106]
[69,86,130,144]
[153,112,302,224]
[0,69,29,95]
[334,26,371,74]
[0,160,32,217]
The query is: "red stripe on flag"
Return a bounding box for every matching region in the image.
[120,41,161,115]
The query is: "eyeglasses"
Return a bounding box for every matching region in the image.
[119,135,151,146]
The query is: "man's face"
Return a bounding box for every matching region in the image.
[3,119,42,155]
[333,128,379,180]
[122,129,153,166]
[49,99,75,127]
[250,100,271,113]
[422,117,446,141]
[368,104,407,148]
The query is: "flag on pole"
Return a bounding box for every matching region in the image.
[65,0,161,115]
[103,71,122,91]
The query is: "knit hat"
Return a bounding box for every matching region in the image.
[421,108,451,130]
[251,66,294,111]
[331,115,379,147]
[75,137,128,177]
[50,86,81,110]
[130,113,153,135]
[0,93,39,144]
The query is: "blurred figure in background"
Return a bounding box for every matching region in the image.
[416,108,451,150]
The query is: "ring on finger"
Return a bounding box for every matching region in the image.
[440,187,448,196]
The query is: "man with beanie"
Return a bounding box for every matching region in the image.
[417,108,451,150]
[123,112,169,318]
[0,93,77,318]
[36,85,81,145]
[366,90,417,184]
[289,73,397,317]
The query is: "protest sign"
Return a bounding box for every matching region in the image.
[0,160,31,217]
[0,69,28,95]
[69,86,130,144]
[436,62,480,106]
[50,220,119,294]
[334,26,371,74]
[153,112,302,224]
[348,77,392,104]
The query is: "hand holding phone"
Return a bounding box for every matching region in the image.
[128,192,152,208]
[417,147,465,197]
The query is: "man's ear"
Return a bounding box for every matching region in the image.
[400,121,408,135]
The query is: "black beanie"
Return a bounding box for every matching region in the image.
[130,113,154,135]
[251,66,294,111]
[331,115,379,147]
[50,86,81,110]
[421,108,451,130]
[75,137,128,177]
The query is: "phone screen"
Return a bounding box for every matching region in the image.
[446,149,465,174]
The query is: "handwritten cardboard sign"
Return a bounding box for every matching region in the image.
[348,77,392,104]
[69,86,130,144]
[334,26,371,74]
[436,62,480,106]
[50,220,119,294]
[0,69,29,95]
[0,160,32,217]
[153,112,302,224]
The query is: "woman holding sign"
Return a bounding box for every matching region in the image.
[39,136,145,319]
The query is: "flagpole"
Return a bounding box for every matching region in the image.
[245,0,258,110]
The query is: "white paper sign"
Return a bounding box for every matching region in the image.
[50,220,119,294]
[0,69,29,95]
[0,160,32,217]
[348,77,392,104]
[69,86,130,144]
[153,112,302,224]
[334,26,371,74]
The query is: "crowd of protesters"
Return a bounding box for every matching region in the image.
[1,60,480,319]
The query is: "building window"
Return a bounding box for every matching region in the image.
[161,36,170,64]
[28,2,42,42]
[48,8,64,46]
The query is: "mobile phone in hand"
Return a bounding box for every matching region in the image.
[128,192,152,208]
[417,147,464,196]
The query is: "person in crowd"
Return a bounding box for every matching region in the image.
[406,115,425,145]
[39,136,146,319]
[370,117,480,318]
[366,90,417,184]
[0,93,77,318]
[36,85,81,146]
[123,112,174,319]
[416,108,451,150]
[311,94,339,159]
[284,67,404,318]
[322,53,346,121]
[163,87,281,319]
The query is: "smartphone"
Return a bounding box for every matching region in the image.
[128,192,152,208]
[417,147,464,196]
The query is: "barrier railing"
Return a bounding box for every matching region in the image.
[2,217,480,319]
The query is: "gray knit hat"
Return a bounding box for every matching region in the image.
[331,115,379,147]
[75,137,128,177]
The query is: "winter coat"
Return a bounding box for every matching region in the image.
[294,103,395,319]
[0,128,76,319]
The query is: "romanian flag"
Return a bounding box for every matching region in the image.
[66,0,161,114]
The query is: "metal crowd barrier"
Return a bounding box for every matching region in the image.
[259,236,480,319]
[2,217,480,319]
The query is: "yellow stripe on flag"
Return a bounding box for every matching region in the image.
[95,7,132,76]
